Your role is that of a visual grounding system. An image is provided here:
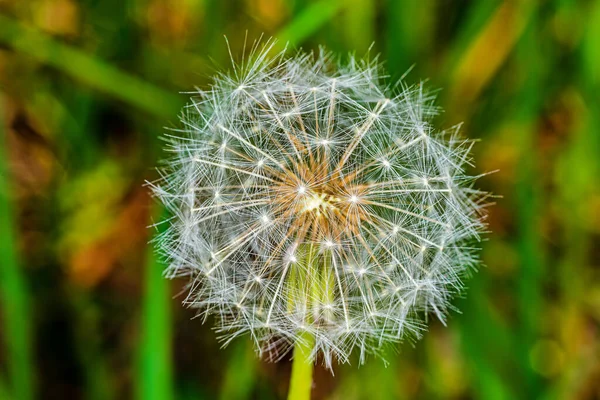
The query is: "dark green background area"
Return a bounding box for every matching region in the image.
[0,1,598,399]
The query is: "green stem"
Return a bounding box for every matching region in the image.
[287,244,324,400]
[288,330,315,400]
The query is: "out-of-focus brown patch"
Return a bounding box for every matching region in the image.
[426,328,467,397]
[478,125,520,189]
[251,0,287,29]
[311,360,337,400]
[477,124,521,234]
[403,365,423,398]
[68,185,152,288]
[146,0,202,45]
[538,89,583,156]
[34,0,80,37]
[5,104,57,198]
[587,196,600,233]
[0,49,7,82]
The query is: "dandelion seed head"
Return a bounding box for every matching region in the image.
[152,40,488,369]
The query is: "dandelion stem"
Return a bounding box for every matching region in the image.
[288,330,315,400]
[287,244,318,400]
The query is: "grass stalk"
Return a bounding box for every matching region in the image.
[0,96,35,400]
[276,0,345,48]
[288,330,315,400]
[137,206,173,400]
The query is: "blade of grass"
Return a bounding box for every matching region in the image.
[0,95,35,400]
[448,1,532,110]
[444,1,501,71]
[275,0,346,48]
[385,0,434,78]
[219,341,257,400]
[512,4,546,398]
[0,14,183,119]
[0,377,10,400]
[583,0,600,87]
[70,288,115,400]
[137,206,173,400]
[341,0,374,53]
[457,275,515,400]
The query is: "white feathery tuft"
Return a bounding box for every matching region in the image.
[151,39,488,369]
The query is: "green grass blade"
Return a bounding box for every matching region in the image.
[70,289,115,400]
[0,96,35,400]
[0,14,183,119]
[137,206,173,400]
[457,276,515,400]
[275,0,345,48]
[0,376,11,400]
[583,0,600,86]
[385,0,434,77]
[219,341,257,400]
[512,4,546,397]
[341,0,374,53]
[444,1,501,71]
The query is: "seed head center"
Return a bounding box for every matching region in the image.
[302,192,338,214]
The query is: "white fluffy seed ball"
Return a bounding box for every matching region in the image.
[152,41,487,368]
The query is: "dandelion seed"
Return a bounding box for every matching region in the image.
[152,41,488,371]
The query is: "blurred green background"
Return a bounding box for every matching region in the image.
[0,0,599,399]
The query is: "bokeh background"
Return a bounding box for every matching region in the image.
[1,0,599,399]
